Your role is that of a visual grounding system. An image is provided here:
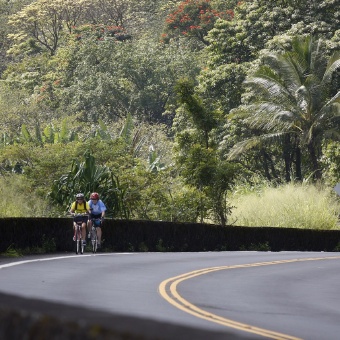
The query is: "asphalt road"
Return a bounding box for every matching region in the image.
[1,251,340,340]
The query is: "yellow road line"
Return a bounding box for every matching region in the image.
[159,256,340,340]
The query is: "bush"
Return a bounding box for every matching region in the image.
[0,175,56,217]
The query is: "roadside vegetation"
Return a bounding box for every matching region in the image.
[0,175,54,217]
[0,0,339,229]
[229,181,340,230]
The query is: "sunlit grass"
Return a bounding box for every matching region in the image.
[229,182,340,230]
[1,174,339,230]
[0,175,54,217]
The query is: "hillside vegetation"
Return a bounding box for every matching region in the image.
[0,0,339,228]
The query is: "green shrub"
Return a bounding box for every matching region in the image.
[1,244,21,257]
[0,175,56,217]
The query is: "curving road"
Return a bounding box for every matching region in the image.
[1,251,340,339]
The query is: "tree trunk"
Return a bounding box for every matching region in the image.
[216,201,226,227]
[283,134,292,182]
[295,145,302,181]
[308,138,322,180]
[262,149,278,180]
[261,148,271,180]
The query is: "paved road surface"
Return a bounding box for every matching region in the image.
[1,251,340,339]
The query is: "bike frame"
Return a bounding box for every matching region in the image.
[90,218,101,253]
[73,214,88,254]
[75,221,84,254]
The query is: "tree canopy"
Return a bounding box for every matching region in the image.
[0,0,339,222]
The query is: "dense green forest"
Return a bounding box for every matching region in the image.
[0,0,339,227]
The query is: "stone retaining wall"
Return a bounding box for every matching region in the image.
[0,292,251,340]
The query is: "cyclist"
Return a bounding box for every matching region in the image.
[70,193,90,245]
[87,192,106,249]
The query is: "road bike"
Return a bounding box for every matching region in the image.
[90,218,102,253]
[72,213,88,254]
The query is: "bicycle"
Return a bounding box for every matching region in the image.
[90,218,102,253]
[72,213,88,255]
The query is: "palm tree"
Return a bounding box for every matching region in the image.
[228,35,340,181]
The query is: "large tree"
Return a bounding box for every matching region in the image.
[7,0,90,56]
[228,36,340,181]
[41,32,200,124]
[174,79,238,225]
[162,0,235,47]
[198,0,340,116]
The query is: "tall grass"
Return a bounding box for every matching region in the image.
[0,175,55,217]
[229,182,340,230]
[1,174,339,230]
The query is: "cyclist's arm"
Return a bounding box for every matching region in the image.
[99,201,106,218]
[86,202,91,214]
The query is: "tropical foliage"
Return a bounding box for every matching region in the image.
[0,0,339,227]
[162,0,235,46]
[228,36,340,181]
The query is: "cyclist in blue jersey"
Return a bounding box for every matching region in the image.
[87,192,106,248]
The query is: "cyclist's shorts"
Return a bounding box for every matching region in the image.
[90,214,102,227]
[74,215,88,224]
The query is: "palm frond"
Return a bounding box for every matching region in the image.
[323,51,340,84]
[245,76,288,97]
[243,103,296,131]
[227,132,286,160]
[245,76,297,111]
[315,93,340,122]
[276,53,305,92]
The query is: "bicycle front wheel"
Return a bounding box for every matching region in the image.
[91,229,97,253]
[80,237,84,254]
[75,231,80,255]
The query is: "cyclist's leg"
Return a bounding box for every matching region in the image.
[92,214,102,245]
[97,227,102,246]
[87,216,92,235]
[81,220,87,244]
[87,217,93,238]
[91,226,97,253]
[75,225,80,254]
[73,221,77,241]
[80,225,84,254]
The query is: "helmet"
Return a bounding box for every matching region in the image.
[90,192,99,200]
[76,193,84,199]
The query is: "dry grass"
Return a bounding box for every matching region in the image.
[229,182,340,230]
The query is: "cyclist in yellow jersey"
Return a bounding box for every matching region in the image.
[70,193,91,244]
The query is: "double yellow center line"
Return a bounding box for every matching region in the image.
[159,256,340,340]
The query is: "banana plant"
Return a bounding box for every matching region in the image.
[20,124,33,143]
[49,149,128,218]
[148,144,166,173]
[20,119,77,145]
[119,112,147,158]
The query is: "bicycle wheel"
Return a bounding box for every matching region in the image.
[80,235,84,254]
[80,226,84,254]
[91,227,97,253]
[75,228,80,255]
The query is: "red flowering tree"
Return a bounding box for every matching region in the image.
[162,0,234,45]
